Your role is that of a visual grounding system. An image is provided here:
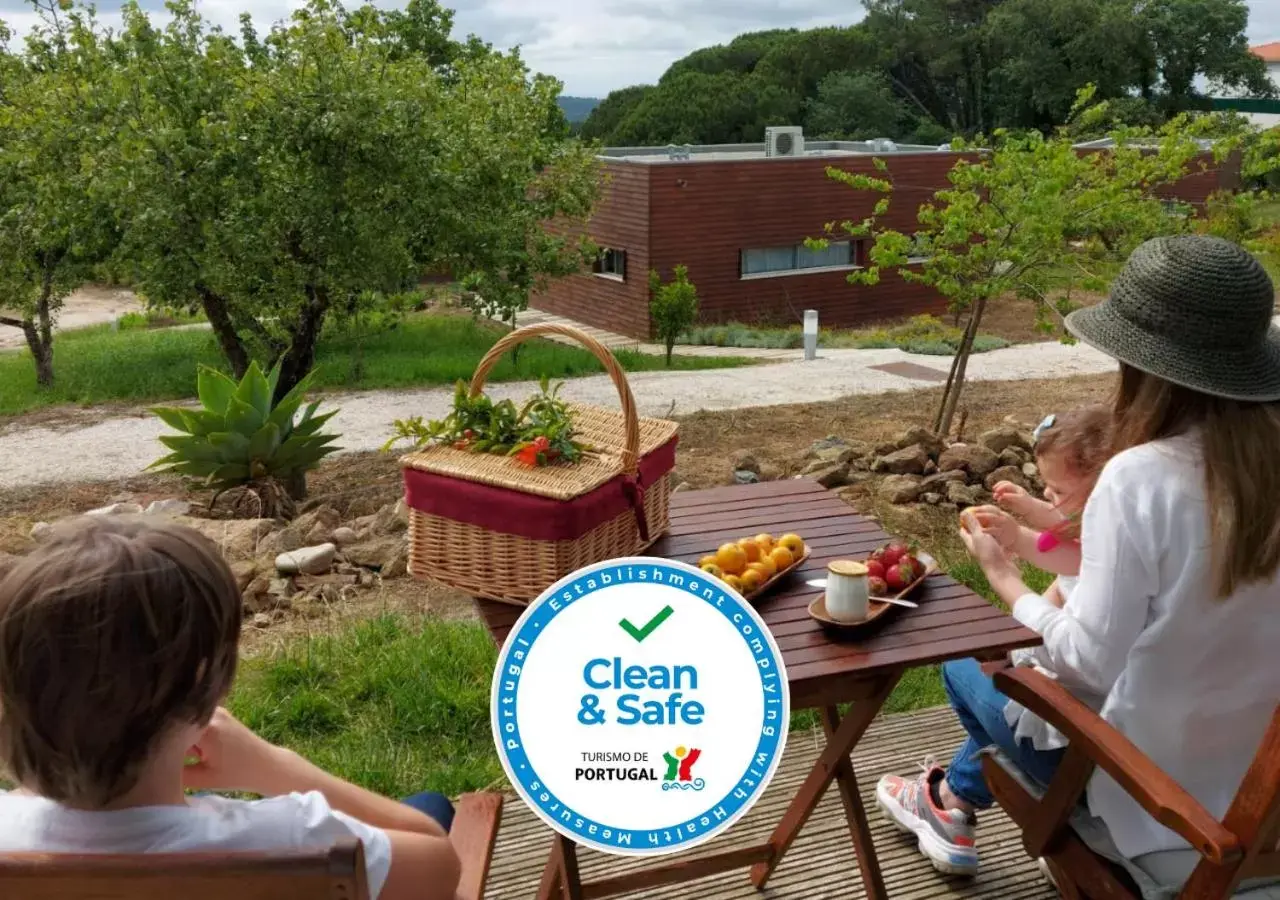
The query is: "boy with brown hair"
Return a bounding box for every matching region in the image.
[0,517,461,900]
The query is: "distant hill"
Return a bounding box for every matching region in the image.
[557,96,601,123]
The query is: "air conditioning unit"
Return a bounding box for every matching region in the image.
[869,138,899,153]
[765,126,805,158]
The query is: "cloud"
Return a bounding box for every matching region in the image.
[0,0,1276,96]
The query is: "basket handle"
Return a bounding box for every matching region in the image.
[469,323,641,475]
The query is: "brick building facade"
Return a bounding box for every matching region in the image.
[532,139,1238,340]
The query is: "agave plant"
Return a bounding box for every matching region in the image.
[150,363,340,519]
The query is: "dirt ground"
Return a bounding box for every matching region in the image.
[0,372,1116,649]
[0,285,142,350]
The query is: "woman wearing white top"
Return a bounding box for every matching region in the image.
[874,235,1280,894]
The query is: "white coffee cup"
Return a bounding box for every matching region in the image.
[825,560,870,623]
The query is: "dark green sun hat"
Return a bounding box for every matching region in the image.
[1065,235,1280,402]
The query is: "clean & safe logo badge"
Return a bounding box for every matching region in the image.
[491,557,789,856]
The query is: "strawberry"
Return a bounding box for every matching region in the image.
[896,558,919,586]
[885,564,907,592]
[533,435,550,452]
[883,541,910,567]
[868,576,889,597]
[869,547,888,564]
[865,559,886,579]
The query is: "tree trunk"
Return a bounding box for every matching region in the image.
[665,336,675,366]
[933,341,966,434]
[274,284,331,405]
[198,285,251,379]
[936,296,988,437]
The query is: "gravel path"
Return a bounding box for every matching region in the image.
[0,340,1117,488]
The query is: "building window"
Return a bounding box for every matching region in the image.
[740,241,857,278]
[593,248,627,281]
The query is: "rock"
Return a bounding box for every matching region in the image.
[850,455,872,472]
[999,446,1032,469]
[729,450,760,475]
[144,499,191,517]
[1022,462,1040,479]
[30,522,52,542]
[733,469,759,485]
[879,474,924,504]
[230,560,258,592]
[275,543,337,576]
[938,502,959,514]
[241,574,274,614]
[86,502,144,517]
[979,425,1033,456]
[872,440,900,457]
[330,526,358,546]
[757,462,783,482]
[801,462,848,489]
[920,470,969,492]
[985,465,1029,492]
[176,516,276,561]
[343,536,409,576]
[268,577,296,605]
[897,426,945,458]
[251,613,273,628]
[937,444,1000,480]
[871,445,930,476]
[369,502,409,537]
[921,492,943,506]
[923,459,939,476]
[274,505,342,550]
[946,481,992,509]
[804,436,862,460]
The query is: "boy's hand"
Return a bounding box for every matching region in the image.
[184,707,287,795]
[968,505,1020,551]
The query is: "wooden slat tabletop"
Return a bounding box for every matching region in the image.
[475,479,1040,708]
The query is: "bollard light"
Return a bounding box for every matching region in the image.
[803,310,819,361]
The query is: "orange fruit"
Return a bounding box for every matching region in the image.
[747,561,773,583]
[753,553,778,577]
[779,533,805,556]
[738,538,763,564]
[754,533,775,554]
[700,562,724,579]
[715,542,749,575]
[723,574,744,592]
[698,554,718,569]
[769,545,795,571]
[739,568,765,593]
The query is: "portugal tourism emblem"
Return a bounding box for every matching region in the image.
[491,557,790,856]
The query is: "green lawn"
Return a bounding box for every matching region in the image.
[677,314,1010,356]
[231,557,1054,797]
[0,314,752,417]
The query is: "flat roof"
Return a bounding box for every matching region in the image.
[598,139,954,164]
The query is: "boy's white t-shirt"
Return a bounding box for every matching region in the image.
[0,789,393,897]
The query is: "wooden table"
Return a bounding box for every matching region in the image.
[474,479,1041,900]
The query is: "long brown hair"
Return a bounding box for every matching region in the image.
[1113,364,1280,598]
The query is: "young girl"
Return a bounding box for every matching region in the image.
[968,404,1114,610]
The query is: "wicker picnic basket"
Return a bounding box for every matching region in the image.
[400,323,679,605]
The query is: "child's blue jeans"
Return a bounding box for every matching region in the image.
[941,657,1066,808]
[403,791,455,832]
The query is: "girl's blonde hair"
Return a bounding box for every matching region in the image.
[1113,364,1280,599]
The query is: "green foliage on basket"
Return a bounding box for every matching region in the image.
[385,377,587,467]
[149,362,340,504]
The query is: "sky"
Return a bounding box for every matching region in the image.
[1,0,1279,97]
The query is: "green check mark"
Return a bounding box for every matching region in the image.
[619,605,674,642]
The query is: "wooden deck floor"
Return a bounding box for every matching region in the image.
[484,706,1055,899]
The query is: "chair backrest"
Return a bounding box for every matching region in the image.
[1183,707,1280,898]
[0,838,366,900]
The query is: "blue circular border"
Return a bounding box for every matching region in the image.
[491,557,789,856]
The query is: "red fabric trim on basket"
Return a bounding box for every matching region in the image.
[403,436,678,542]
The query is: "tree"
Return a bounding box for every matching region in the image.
[806,71,913,140]
[0,3,115,386]
[580,85,653,142]
[107,0,597,402]
[649,266,699,365]
[823,88,1241,435]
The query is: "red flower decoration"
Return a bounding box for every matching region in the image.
[515,445,540,467]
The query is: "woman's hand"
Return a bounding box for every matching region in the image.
[184,707,290,795]
[959,511,1020,578]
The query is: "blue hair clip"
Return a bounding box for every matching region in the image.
[1033,414,1056,444]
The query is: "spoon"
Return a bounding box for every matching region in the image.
[804,579,920,609]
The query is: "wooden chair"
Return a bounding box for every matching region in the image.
[0,791,503,900]
[982,666,1280,900]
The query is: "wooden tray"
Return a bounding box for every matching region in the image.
[743,546,811,603]
[808,556,935,636]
